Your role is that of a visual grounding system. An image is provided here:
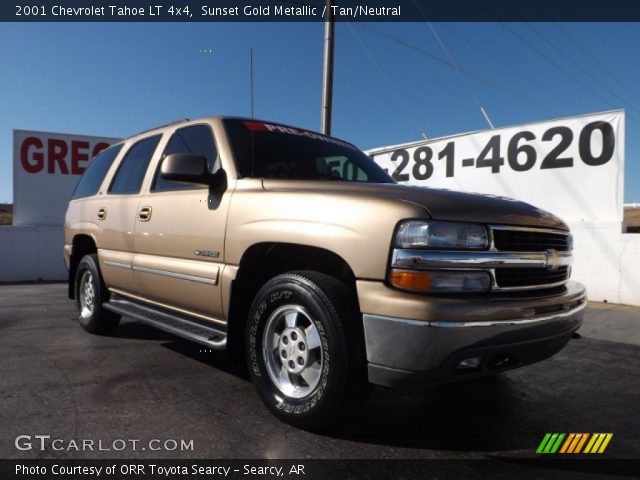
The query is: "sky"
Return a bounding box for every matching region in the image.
[0,21,639,203]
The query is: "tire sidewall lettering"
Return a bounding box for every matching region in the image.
[248,286,332,416]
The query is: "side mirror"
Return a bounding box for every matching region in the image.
[160,153,216,185]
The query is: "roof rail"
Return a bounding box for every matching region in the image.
[134,118,191,136]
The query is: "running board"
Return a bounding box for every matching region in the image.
[104,294,227,349]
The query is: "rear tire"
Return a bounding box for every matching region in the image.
[245,270,368,431]
[74,254,120,334]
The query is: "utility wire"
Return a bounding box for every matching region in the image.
[427,21,494,128]
[411,0,494,128]
[346,23,429,139]
[357,20,640,150]
[552,22,640,103]
[355,23,559,116]
[499,23,612,108]
[523,22,640,116]
[491,1,611,110]
[442,23,582,111]
[522,0,640,101]
[499,22,640,127]
[471,0,640,125]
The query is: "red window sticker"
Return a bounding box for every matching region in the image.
[242,121,357,150]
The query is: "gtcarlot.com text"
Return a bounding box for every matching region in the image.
[14,435,194,452]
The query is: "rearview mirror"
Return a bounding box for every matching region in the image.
[160,153,216,185]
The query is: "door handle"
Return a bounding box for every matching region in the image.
[138,206,152,222]
[97,208,107,220]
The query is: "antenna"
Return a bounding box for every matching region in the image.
[250,48,254,119]
[480,107,495,129]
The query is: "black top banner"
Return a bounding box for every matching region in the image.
[5,0,640,22]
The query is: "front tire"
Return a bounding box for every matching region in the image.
[74,254,120,334]
[245,271,368,430]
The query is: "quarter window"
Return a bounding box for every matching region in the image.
[153,124,219,191]
[109,135,161,195]
[72,144,122,199]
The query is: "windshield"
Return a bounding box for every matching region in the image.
[224,119,394,183]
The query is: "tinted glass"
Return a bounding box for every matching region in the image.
[109,135,161,194]
[153,124,218,191]
[224,119,393,183]
[72,144,123,199]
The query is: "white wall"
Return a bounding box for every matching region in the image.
[568,222,640,306]
[0,226,66,282]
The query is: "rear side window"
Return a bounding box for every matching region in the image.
[152,124,219,192]
[72,144,123,199]
[109,135,161,195]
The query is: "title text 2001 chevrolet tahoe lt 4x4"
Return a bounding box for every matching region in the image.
[65,117,586,429]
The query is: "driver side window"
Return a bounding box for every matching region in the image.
[152,124,219,192]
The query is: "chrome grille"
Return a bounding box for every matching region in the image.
[495,266,569,289]
[492,228,571,252]
[490,226,572,291]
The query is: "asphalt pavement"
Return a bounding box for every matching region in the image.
[1,283,639,465]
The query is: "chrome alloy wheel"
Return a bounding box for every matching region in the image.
[262,305,323,399]
[78,270,96,320]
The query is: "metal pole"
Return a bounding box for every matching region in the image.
[320,0,334,135]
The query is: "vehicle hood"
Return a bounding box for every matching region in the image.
[261,180,568,231]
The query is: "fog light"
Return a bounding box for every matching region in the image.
[457,357,482,371]
[429,271,491,293]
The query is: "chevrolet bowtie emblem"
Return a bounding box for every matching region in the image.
[545,249,563,271]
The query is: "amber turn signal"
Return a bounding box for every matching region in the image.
[390,270,433,292]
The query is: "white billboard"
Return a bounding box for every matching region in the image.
[13,130,121,226]
[367,110,625,224]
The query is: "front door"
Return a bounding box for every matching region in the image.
[132,123,230,322]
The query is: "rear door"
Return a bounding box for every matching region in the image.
[96,134,163,297]
[132,123,230,322]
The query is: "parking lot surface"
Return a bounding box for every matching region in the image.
[1,283,639,462]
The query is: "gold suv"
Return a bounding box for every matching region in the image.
[65,117,586,429]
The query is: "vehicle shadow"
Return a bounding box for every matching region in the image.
[333,339,640,455]
[160,337,250,379]
[109,322,640,456]
[338,375,530,452]
[109,320,177,341]
[158,331,530,452]
[109,320,247,376]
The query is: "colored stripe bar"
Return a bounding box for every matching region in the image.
[543,433,560,453]
[538,432,613,454]
[537,433,552,454]
[591,433,606,453]
[560,433,575,454]
[567,433,583,453]
[583,434,599,454]
[598,434,613,453]
[550,433,566,453]
[574,433,589,453]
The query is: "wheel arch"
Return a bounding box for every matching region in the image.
[68,234,98,299]
[226,242,360,363]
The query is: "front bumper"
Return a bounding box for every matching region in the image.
[63,244,72,271]
[359,280,586,387]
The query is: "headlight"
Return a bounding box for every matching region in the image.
[395,220,488,250]
[390,270,491,293]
